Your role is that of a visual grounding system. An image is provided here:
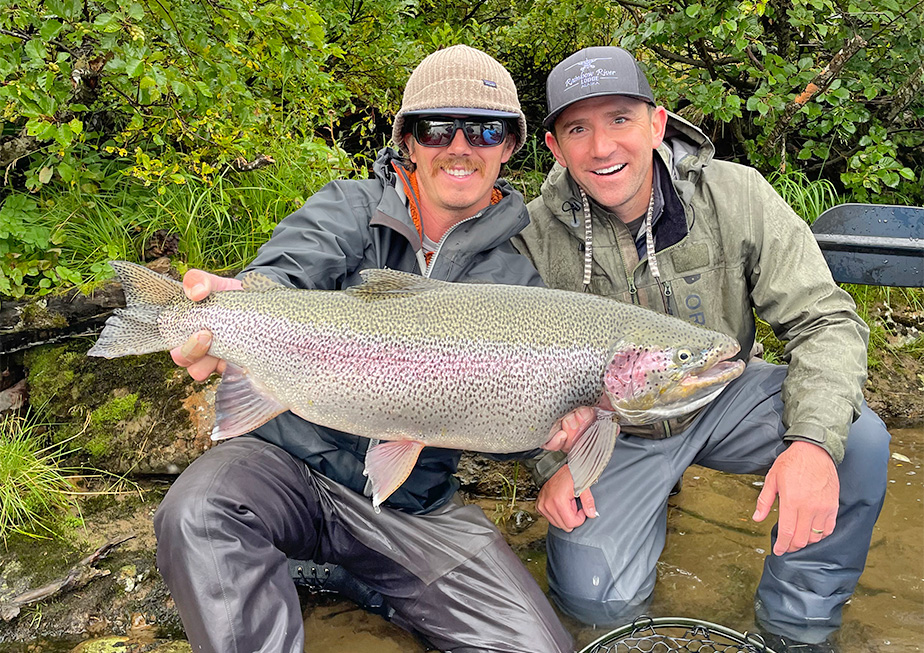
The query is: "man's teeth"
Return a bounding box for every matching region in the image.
[592,163,627,175]
[445,168,475,177]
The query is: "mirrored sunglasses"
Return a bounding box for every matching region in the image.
[412,117,508,148]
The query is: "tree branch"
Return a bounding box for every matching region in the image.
[763,33,867,152]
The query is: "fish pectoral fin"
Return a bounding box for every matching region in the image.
[211,364,287,440]
[364,440,425,509]
[567,412,619,497]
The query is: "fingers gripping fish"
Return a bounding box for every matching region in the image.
[89,262,745,509]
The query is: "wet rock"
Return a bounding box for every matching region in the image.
[69,636,129,653]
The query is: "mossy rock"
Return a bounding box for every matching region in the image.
[23,342,215,474]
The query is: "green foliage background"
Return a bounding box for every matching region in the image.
[1,0,922,297]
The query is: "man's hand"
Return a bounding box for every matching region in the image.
[536,465,597,532]
[542,406,596,452]
[753,440,839,556]
[169,269,242,381]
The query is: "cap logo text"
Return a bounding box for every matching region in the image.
[563,57,621,93]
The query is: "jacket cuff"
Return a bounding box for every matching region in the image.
[523,450,568,487]
[784,422,845,465]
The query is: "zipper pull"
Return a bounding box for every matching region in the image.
[663,280,672,297]
[628,279,638,295]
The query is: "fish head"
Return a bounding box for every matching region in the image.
[601,327,745,424]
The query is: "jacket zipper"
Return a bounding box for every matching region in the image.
[425,213,481,278]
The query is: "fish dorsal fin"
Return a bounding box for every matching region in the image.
[211,364,287,440]
[567,410,619,497]
[241,271,286,292]
[346,269,446,300]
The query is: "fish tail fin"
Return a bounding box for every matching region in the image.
[88,261,185,358]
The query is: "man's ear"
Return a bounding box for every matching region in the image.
[650,106,668,149]
[545,131,567,167]
[500,134,516,164]
[404,133,417,164]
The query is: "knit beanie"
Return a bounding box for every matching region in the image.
[392,45,527,153]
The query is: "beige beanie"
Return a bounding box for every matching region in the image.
[392,45,527,153]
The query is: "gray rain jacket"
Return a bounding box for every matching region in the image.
[514,114,868,466]
[244,148,543,513]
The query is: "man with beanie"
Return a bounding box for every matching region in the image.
[154,45,575,653]
[515,46,890,653]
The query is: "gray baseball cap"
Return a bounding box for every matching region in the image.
[543,46,655,130]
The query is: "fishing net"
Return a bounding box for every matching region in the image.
[578,616,777,653]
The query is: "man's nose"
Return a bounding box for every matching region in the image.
[445,128,473,155]
[590,130,615,159]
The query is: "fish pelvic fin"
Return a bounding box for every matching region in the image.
[347,269,446,301]
[567,410,619,497]
[211,364,288,440]
[87,261,184,358]
[364,440,425,509]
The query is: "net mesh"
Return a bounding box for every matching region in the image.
[580,617,774,653]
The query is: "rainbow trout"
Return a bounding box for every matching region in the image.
[90,261,745,507]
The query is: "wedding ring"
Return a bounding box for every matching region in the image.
[811,528,824,534]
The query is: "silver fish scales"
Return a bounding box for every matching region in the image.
[90,261,744,507]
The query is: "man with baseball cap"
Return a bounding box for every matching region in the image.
[155,45,575,653]
[515,46,890,652]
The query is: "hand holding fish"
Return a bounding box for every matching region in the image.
[753,441,839,555]
[537,465,597,532]
[542,406,597,452]
[169,269,242,381]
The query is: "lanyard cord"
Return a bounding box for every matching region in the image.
[579,185,656,292]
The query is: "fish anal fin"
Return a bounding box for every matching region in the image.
[211,364,287,440]
[567,411,619,497]
[364,440,425,509]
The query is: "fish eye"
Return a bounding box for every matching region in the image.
[675,348,694,364]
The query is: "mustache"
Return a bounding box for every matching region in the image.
[430,156,485,176]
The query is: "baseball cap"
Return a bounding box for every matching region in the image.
[543,46,655,130]
[392,45,527,153]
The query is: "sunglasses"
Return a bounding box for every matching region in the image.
[411,117,509,148]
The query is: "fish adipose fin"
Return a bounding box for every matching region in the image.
[567,411,619,497]
[347,269,446,300]
[364,440,425,509]
[88,261,184,358]
[212,364,287,440]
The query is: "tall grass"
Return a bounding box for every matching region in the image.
[766,169,840,224]
[0,412,79,541]
[40,138,360,284]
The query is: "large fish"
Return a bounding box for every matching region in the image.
[89,261,745,508]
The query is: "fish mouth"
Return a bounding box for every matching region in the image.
[680,358,746,389]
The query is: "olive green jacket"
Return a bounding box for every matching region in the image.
[514,113,868,466]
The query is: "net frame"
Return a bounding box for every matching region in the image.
[578,616,778,653]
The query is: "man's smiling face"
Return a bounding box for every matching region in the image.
[546,95,667,223]
[405,116,515,231]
